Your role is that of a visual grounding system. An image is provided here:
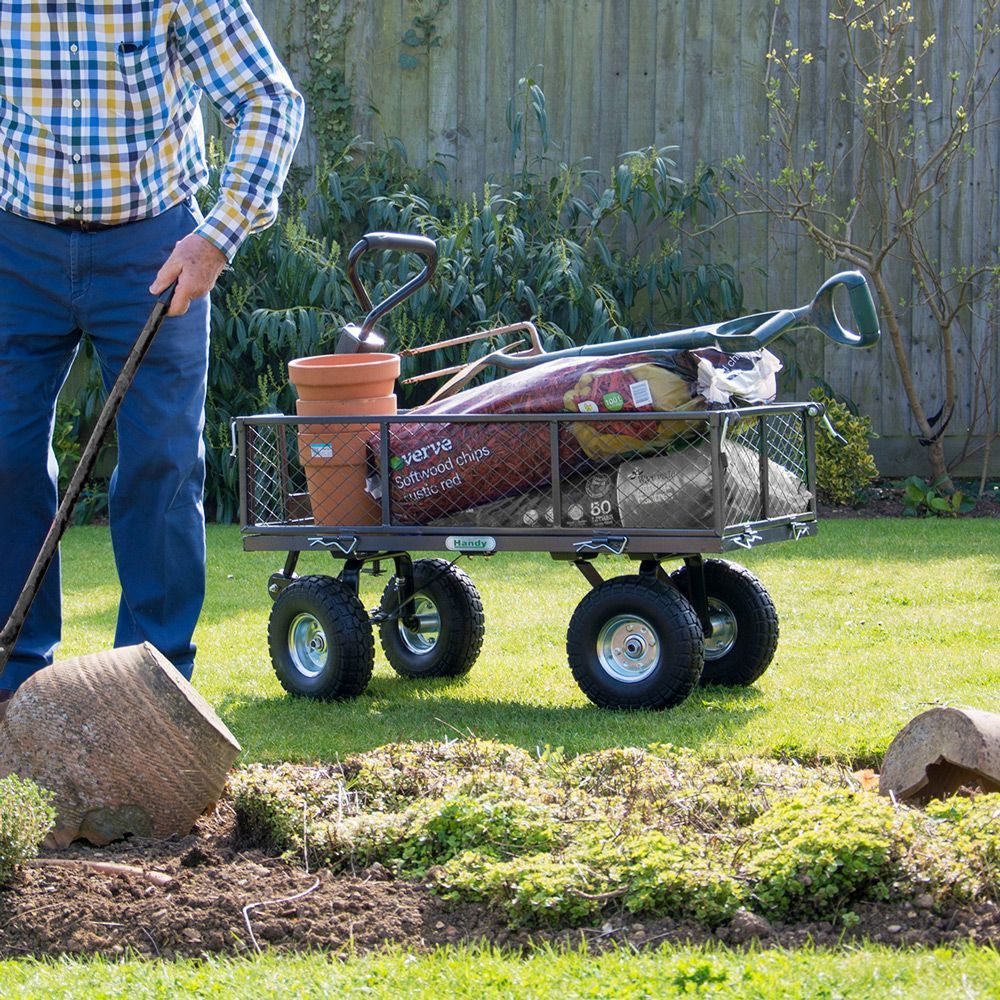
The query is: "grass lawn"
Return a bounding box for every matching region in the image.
[1,944,998,998]
[14,517,997,997]
[57,518,999,764]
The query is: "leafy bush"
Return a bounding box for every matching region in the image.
[901,475,976,518]
[230,763,326,854]
[63,77,740,522]
[920,794,1000,900]
[0,775,56,884]
[229,742,1000,932]
[231,764,559,874]
[342,738,536,812]
[809,388,879,505]
[745,787,906,919]
[435,830,743,928]
[612,832,744,924]
[435,848,600,927]
[396,794,561,872]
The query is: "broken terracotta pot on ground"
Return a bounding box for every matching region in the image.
[0,643,241,847]
[879,706,1000,803]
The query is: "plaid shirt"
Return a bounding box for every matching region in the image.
[0,1,304,260]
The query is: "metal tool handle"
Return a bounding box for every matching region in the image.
[0,284,176,678]
[689,271,879,351]
[346,232,438,343]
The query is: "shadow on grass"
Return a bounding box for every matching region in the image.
[216,676,767,760]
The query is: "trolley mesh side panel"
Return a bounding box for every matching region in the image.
[241,409,814,534]
[725,411,810,524]
[245,424,308,526]
[386,420,553,525]
[414,419,719,530]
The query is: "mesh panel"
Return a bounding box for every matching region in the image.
[725,411,810,524]
[240,409,813,533]
[395,418,716,530]
[245,424,306,526]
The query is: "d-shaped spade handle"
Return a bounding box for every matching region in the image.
[345,232,438,345]
[809,271,880,348]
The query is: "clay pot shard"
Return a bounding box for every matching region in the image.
[879,707,1000,803]
[0,643,241,847]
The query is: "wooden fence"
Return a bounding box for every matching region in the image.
[238,0,998,474]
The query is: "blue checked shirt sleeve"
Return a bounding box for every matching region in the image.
[177,0,304,260]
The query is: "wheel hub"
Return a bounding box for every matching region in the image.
[397,594,441,655]
[704,598,738,660]
[596,614,659,683]
[288,613,329,678]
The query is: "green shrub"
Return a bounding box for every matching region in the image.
[230,764,324,854]
[63,79,740,523]
[921,794,1000,900]
[343,739,536,811]
[228,744,1000,932]
[0,775,56,884]
[435,849,603,928]
[901,475,976,518]
[745,787,905,919]
[396,793,561,872]
[612,832,744,924]
[231,765,407,871]
[231,763,559,874]
[435,830,743,929]
[810,388,879,505]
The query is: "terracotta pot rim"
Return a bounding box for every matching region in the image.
[289,353,400,378]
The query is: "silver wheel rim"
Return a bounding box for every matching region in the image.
[398,594,441,655]
[287,612,329,679]
[704,598,738,660]
[596,614,659,683]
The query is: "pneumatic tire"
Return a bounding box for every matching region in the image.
[378,558,485,679]
[268,575,374,700]
[566,576,704,710]
[669,559,778,686]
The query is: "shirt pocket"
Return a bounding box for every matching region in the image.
[117,40,166,120]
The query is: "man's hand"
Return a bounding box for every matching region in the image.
[150,233,227,317]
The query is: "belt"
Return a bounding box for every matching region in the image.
[55,218,120,233]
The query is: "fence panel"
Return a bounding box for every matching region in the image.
[227,0,998,473]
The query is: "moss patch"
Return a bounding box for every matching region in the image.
[229,740,1000,930]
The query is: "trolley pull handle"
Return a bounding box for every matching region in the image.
[346,232,438,342]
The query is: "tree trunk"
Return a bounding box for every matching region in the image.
[871,271,954,489]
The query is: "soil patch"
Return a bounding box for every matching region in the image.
[818,478,1000,519]
[2,776,997,961]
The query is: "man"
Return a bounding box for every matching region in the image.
[0,2,305,714]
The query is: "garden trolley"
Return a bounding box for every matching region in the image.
[233,235,880,711]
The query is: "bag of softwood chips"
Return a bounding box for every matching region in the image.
[371,349,780,524]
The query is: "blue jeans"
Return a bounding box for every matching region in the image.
[0,201,210,691]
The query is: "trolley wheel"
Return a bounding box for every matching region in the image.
[268,575,374,700]
[378,558,485,679]
[669,559,778,687]
[566,576,704,710]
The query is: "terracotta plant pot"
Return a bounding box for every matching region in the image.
[288,353,400,527]
[288,353,400,401]
[0,643,240,847]
[300,452,381,526]
[297,430,382,526]
[295,395,397,417]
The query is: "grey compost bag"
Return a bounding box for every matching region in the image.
[431,440,811,531]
